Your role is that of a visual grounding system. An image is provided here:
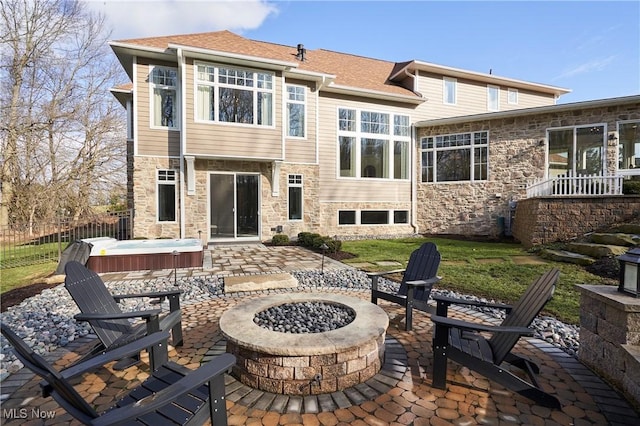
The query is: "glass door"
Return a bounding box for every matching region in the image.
[209,173,260,241]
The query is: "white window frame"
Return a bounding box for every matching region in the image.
[337,209,410,226]
[286,84,306,138]
[287,174,303,221]
[443,77,457,105]
[336,107,411,181]
[420,131,489,183]
[617,120,640,175]
[487,85,500,111]
[156,169,177,223]
[508,88,518,105]
[150,66,179,130]
[194,61,275,128]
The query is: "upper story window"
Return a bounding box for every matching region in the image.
[286,85,306,138]
[420,131,488,183]
[618,120,640,172]
[443,77,457,105]
[338,108,410,180]
[487,85,500,111]
[195,63,274,126]
[508,88,518,105]
[150,67,178,129]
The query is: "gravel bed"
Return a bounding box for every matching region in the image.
[0,269,579,381]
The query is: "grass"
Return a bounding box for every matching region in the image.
[1,261,58,293]
[340,237,614,325]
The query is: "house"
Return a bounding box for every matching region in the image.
[109,30,640,245]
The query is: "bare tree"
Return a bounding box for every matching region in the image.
[0,0,125,229]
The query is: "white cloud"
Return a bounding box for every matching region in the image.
[83,0,279,40]
[553,55,617,81]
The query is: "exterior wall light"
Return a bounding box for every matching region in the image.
[617,247,640,297]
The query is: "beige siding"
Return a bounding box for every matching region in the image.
[184,58,283,159]
[136,59,180,157]
[316,93,413,202]
[415,71,556,120]
[284,78,317,164]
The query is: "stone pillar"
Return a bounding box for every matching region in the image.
[576,285,640,408]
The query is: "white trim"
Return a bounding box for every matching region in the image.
[168,43,298,69]
[287,174,304,222]
[420,131,490,183]
[149,65,180,130]
[285,83,307,139]
[616,119,640,174]
[508,88,519,105]
[336,209,410,226]
[545,123,608,178]
[133,58,138,156]
[156,169,178,223]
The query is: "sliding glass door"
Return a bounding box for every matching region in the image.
[209,173,259,241]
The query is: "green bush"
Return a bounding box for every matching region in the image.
[271,234,290,246]
[623,180,640,194]
[297,232,342,252]
[297,232,321,247]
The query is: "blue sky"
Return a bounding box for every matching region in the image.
[86,0,640,104]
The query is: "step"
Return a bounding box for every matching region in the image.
[589,233,639,247]
[539,249,596,266]
[565,242,629,259]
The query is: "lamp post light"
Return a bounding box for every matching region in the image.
[172,250,180,287]
[617,247,640,297]
[320,243,329,275]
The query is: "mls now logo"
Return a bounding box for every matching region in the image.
[2,408,56,419]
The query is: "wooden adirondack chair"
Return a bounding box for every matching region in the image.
[64,260,183,370]
[1,323,235,426]
[430,268,561,409]
[370,242,441,331]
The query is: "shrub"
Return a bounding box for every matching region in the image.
[271,234,290,246]
[623,180,640,195]
[296,232,342,252]
[297,232,321,247]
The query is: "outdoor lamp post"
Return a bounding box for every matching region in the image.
[320,243,329,275]
[617,247,640,297]
[172,250,180,287]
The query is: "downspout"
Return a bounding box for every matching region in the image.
[177,47,186,239]
[411,124,419,234]
[315,76,329,164]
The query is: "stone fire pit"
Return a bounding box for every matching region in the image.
[219,293,389,395]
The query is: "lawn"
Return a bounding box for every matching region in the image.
[340,236,614,325]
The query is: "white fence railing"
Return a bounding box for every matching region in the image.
[526,173,624,198]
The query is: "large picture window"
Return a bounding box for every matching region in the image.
[195,63,274,126]
[420,131,488,183]
[337,108,410,180]
[547,125,605,177]
[157,170,176,222]
[151,67,178,128]
[286,85,306,137]
[618,120,640,172]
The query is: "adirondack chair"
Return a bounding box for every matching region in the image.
[64,260,183,370]
[370,242,441,331]
[430,268,561,409]
[1,323,235,426]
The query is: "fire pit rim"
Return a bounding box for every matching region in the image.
[219,293,389,356]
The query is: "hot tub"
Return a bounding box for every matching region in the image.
[84,237,204,273]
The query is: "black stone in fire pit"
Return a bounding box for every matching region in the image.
[253,301,355,333]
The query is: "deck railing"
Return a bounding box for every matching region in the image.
[526,173,624,198]
[0,210,132,270]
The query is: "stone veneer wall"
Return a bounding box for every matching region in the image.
[415,101,640,238]
[512,196,640,248]
[577,285,640,410]
[132,156,181,239]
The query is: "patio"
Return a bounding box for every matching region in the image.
[1,245,639,425]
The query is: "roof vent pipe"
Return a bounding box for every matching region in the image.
[296,43,306,61]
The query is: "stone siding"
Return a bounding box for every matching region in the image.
[512,196,640,248]
[415,101,640,238]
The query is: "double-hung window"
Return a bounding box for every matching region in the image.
[337,108,410,180]
[487,85,500,111]
[286,85,306,137]
[420,131,488,183]
[443,77,457,105]
[157,170,177,222]
[196,63,274,126]
[288,174,303,220]
[508,88,518,105]
[151,67,178,129]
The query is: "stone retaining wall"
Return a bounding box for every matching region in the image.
[576,285,640,410]
[512,196,640,248]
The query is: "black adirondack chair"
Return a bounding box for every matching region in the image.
[1,323,235,425]
[64,260,183,370]
[430,268,561,409]
[370,242,441,331]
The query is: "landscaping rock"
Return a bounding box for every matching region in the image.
[566,242,629,258]
[590,233,638,247]
[539,249,596,266]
